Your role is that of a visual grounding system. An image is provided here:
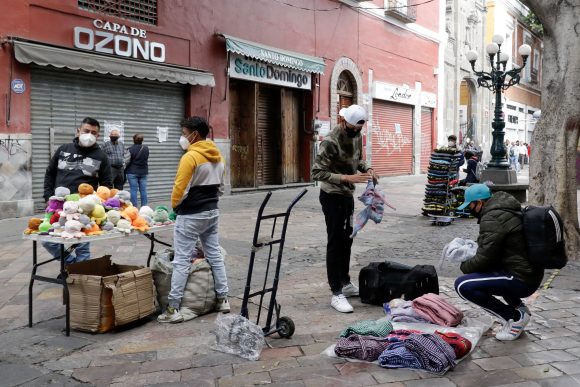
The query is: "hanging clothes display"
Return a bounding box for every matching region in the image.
[422,147,464,216]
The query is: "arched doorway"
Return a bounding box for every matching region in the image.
[337,71,355,119]
[459,78,477,145]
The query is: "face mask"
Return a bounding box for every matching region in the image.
[345,127,361,138]
[79,133,97,147]
[448,141,456,147]
[109,136,119,142]
[179,135,191,150]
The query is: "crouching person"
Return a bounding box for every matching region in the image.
[454,184,544,340]
[158,116,230,323]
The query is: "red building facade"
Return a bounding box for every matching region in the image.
[0,0,440,217]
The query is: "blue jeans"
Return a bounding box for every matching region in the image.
[509,156,520,172]
[168,210,228,309]
[42,241,91,264]
[127,174,148,207]
[455,272,537,322]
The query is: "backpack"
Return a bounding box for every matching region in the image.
[359,261,439,306]
[512,206,567,269]
[509,147,515,157]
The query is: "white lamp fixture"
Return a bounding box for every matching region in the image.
[486,43,499,55]
[492,34,505,45]
[518,44,532,57]
[466,50,478,62]
[499,52,510,63]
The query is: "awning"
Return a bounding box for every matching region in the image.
[222,34,325,74]
[13,40,215,87]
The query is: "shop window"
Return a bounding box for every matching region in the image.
[78,0,157,25]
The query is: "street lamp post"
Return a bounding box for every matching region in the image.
[466,35,531,171]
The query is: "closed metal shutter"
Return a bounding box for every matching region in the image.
[370,100,413,176]
[256,86,281,186]
[30,66,185,210]
[421,108,434,173]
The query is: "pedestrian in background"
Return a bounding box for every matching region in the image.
[460,151,479,185]
[43,117,112,263]
[158,116,229,324]
[312,104,378,313]
[508,142,520,173]
[125,133,149,207]
[518,141,527,167]
[102,128,125,190]
[454,184,543,341]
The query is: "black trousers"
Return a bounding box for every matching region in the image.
[111,166,125,190]
[320,190,354,294]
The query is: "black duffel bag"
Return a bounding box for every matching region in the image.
[359,261,439,306]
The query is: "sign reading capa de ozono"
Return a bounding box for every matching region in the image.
[73,19,166,63]
[229,54,311,90]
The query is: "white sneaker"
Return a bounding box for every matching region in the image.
[157,306,184,324]
[495,310,531,341]
[331,294,353,313]
[342,282,359,297]
[216,297,231,313]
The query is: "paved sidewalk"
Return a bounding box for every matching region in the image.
[1,173,580,386]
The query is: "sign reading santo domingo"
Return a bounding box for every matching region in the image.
[229,54,311,90]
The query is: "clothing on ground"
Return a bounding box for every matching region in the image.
[334,334,393,361]
[340,319,394,338]
[412,293,464,327]
[435,330,472,359]
[384,301,431,324]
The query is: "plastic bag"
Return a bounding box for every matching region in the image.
[211,313,266,361]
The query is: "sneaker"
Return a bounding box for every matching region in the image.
[495,310,531,341]
[342,282,359,298]
[517,303,532,316]
[331,294,354,313]
[216,297,230,313]
[157,306,184,323]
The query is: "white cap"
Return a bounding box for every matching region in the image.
[339,104,367,125]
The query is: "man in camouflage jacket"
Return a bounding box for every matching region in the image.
[311,104,378,313]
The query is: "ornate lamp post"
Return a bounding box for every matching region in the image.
[466,35,531,170]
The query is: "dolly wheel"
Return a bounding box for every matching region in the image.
[276,316,295,338]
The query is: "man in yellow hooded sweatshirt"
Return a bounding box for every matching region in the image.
[158,116,229,323]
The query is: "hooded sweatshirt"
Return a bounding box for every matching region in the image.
[171,139,224,215]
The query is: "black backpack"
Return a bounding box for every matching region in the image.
[359,261,439,306]
[508,205,567,269]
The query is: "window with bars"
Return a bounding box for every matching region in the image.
[78,0,157,25]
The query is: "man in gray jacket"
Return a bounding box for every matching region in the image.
[454,184,544,340]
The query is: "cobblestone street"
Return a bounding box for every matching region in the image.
[1,174,580,386]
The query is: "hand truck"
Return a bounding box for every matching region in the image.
[240,188,307,338]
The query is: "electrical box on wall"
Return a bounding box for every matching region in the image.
[313,119,331,137]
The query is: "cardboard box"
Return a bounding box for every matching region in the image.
[66,255,156,333]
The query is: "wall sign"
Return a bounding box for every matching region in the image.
[74,19,166,63]
[420,92,437,108]
[373,81,417,105]
[229,54,311,90]
[11,79,25,94]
